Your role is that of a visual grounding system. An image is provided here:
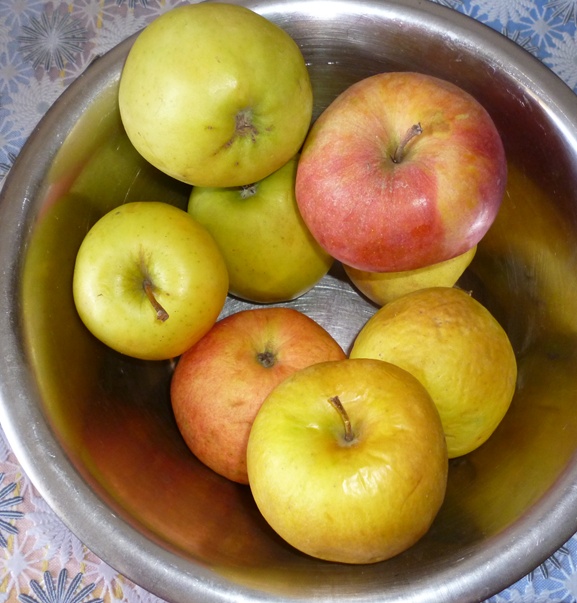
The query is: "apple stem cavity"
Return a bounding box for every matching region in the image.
[240,183,258,199]
[143,279,169,322]
[392,123,423,164]
[257,350,276,368]
[328,396,355,443]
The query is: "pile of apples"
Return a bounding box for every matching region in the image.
[72,3,516,565]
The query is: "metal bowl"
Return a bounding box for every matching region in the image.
[2,0,577,601]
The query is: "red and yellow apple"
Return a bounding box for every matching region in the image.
[170,307,346,484]
[295,72,506,272]
[118,3,313,187]
[246,358,448,564]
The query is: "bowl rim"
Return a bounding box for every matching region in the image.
[2,0,577,601]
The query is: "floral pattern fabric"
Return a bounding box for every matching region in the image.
[1,0,577,601]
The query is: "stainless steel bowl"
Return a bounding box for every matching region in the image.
[2,0,577,601]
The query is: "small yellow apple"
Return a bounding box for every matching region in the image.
[73,202,229,360]
[344,245,476,306]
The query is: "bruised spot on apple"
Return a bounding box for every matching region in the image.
[170,307,346,484]
[295,71,507,273]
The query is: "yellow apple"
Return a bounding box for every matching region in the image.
[344,245,477,306]
[350,287,517,458]
[73,202,229,360]
[247,358,448,564]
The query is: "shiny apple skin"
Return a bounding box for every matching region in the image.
[170,307,346,484]
[246,358,448,564]
[72,202,229,361]
[295,72,507,272]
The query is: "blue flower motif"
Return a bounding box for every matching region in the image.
[19,569,103,603]
[18,11,87,71]
[116,0,150,7]
[546,0,577,25]
[0,472,23,547]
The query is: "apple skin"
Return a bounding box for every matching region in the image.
[246,358,448,564]
[170,307,346,484]
[188,154,334,303]
[118,3,313,188]
[295,72,507,272]
[344,244,477,306]
[73,201,229,361]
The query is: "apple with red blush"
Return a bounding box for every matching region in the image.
[295,71,507,272]
[170,307,345,484]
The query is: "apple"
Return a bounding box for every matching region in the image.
[344,244,477,306]
[170,307,346,484]
[246,358,448,564]
[118,3,313,188]
[73,201,229,361]
[188,154,334,303]
[295,71,507,272]
[350,287,517,458]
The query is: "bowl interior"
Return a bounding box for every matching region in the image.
[4,0,577,602]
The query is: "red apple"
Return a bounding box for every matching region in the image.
[295,71,507,272]
[170,307,346,484]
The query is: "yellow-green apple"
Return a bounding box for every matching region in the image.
[246,358,448,564]
[295,72,507,272]
[344,244,477,306]
[118,3,313,187]
[350,287,517,458]
[170,307,346,484]
[188,154,333,303]
[73,201,229,361]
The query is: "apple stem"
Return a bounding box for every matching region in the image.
[328,396,354,442]
[392,123,423,164]
[143,279,169,322]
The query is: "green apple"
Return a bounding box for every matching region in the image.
[247,358,448,564]
[118,3,313,188]
[72,201,229,361]
[188,154,333,303]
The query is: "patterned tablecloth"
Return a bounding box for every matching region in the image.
[1,0,577,602]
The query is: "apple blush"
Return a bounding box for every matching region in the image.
[295,71,507,273]
[170,307,346,484]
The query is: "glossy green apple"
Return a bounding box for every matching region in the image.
[118,3,313,187]
[247,358,448,564]
[188,154,333,303]
[72,201,229,361]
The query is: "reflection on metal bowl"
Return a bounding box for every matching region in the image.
[2,0,577,601]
